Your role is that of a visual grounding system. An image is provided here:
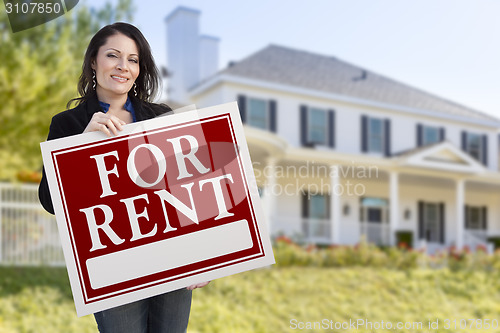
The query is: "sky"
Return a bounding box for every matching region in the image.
[83,0,500,119]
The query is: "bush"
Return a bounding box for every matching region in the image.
[273,237,499,272]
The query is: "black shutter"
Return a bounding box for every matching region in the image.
[461,131,467,151]
[237,95,246,124]
[464,205,469,229]
[300,105,308,146]
[301,193,309,218]
[361,115,368,153]
[325,194,331,219]
[482,206,488,230]
[269,100,277,133]
[418,201,424,240]
[439,127,445,142]
[328,109,335,148]
[384,119,391,157]
[439,202,445,244]
[417,124,423,147]
[482,134,488,166]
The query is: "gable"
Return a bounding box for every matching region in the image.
[398,142,485,174]
[424,148,469,165]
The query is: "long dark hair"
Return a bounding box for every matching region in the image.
[68,22,160,107]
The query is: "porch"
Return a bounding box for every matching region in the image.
[258,141,500,253]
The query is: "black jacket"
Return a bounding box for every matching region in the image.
[38,92,171,214]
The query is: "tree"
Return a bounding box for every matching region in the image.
[0,0,134,181]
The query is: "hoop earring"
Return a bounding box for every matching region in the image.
[133,82,137,97]
[92,70,96,90]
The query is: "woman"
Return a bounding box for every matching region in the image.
[38,22,208,332]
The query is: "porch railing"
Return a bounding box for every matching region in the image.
[0,183,64,265]
[464,229,494,253]
[360,222,390,246]
[272,216,331,244]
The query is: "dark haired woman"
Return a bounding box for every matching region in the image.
[38,22,208,332]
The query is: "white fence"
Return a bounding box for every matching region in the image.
[0,182,64,265]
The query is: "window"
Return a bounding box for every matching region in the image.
[422,126,440,145]
[417,124,444,146]
[368,117,384,153]
[362,116,390,156]
[302,193,330,239]
[466,133,482,161]
[462,131,487,165]
[308,108,328,145]
[237,95,277,132]
[465,206,487,230]
[300,105,335,148]
[307,194,328,219]
[423,203,440,243]
[418,201,444,243]
[247,98,268,130]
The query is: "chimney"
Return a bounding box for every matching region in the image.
[199,35,219,82]
[165,7,219,104]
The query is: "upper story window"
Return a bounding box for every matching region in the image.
[417,124,445,147]
[361,115,391,156]
[247,98,268,130]
[237,95,276,132]
[466,133,481,160]
[300,105,335,148]
[368,118,384,153]
[308,108,328,145]
[461,131,487,165]
[423,126,439,145]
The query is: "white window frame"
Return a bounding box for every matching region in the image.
[307,194,329,219]
[467,206,485,230]
[423,202,440,243]
[422,125,440,145]
[367,117,384,153]
[246,97,269,130]
[307,107,328,145]
[466,133,482,161]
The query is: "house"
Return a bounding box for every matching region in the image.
[165,7,500,252]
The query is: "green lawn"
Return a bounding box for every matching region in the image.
[0,266,500,332]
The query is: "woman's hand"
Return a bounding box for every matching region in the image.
[84,112,126,137]
[186,281,210,290]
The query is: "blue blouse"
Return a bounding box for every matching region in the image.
[99,97,137,123]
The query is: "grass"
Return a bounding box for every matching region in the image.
[1,266,500,332]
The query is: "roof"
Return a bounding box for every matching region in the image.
[218,44,498,124]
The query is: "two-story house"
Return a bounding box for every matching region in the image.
[165,7,500,251]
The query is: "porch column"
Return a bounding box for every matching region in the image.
[455,178,465,250]
[330,165,340,244]
[389,171,399,246]
[263,158,277,233]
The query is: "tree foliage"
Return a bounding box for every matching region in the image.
[0,0,134,181]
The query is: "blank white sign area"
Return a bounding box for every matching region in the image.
[86,219,253,289]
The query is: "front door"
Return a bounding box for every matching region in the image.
[360,197,389,245]
[419,201,444,244]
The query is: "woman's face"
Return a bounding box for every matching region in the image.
[91,33,140,102]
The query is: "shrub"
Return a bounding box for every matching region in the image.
[272,237,499,272]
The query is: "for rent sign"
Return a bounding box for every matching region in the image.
[40,102,274,316]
